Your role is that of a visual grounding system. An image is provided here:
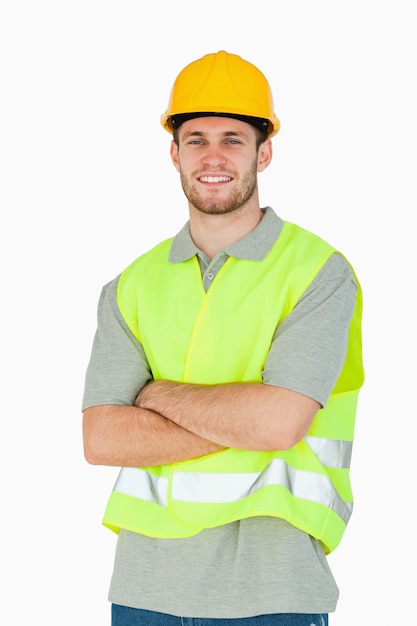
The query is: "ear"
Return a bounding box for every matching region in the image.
[170,140,181,172]
[257,139,273,173]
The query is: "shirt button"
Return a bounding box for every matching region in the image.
[207,272,215,280]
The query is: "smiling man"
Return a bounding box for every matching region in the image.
[82,51,364,626]
[171,116,272,258]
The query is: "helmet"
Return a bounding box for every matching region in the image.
[161,50,280,138]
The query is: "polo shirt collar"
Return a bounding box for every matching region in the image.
[169,206,283,263]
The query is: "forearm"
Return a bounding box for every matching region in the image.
[83,404,224,467]
[136,380,320,450]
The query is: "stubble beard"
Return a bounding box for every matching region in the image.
[180,160,259,216]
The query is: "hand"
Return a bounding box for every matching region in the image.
[134,379,174,411]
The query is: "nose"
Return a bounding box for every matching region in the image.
[201,144,227,168]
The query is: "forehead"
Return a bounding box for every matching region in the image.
[178,116,256,140]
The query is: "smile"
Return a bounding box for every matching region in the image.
[198,176,232,183]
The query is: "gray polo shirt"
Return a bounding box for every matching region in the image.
[82,207,358,618]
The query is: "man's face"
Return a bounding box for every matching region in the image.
[170,116,270,216]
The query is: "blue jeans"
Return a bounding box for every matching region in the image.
[111,605,329,626]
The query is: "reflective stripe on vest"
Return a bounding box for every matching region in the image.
[113,438,353,524]
[114,467,168,507]
[305,435,353,468]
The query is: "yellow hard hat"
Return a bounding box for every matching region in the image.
[161,50,280,138]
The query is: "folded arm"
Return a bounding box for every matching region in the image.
[82,404,224,467]
[83,380,318,467]
[136,380,320,451]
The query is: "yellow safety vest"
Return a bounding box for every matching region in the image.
[103,221,364,553]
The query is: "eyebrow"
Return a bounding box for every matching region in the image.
[181,130,251,141]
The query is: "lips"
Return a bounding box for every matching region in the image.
[198,175,232,183]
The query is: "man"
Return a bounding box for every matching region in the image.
[82,50,364,626]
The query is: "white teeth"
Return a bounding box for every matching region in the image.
[199,176,231,183]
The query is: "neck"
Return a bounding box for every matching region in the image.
[189,203,264,259]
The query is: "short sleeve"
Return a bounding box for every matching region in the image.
[82,276,152,410]
[262,253,358,406]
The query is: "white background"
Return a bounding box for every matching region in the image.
[1,1,416,624]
